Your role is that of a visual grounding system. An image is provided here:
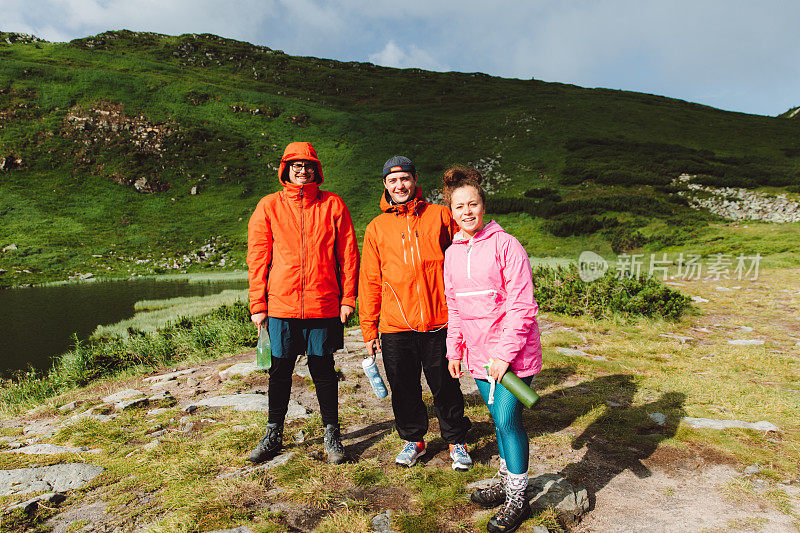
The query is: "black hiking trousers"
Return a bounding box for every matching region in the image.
[381,329,471,444]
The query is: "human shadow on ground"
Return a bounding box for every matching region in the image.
[561,391,687,509]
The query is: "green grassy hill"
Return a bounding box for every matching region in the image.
[2,29,800,287]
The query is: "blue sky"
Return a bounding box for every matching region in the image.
[3,0,798,116]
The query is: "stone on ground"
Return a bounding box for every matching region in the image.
[115,397,149,411]
[371,509,396,532]
[556,347,591,357]
[648,413,667,426]
[468,473,588,524]
[0,463,104,496]
[218,452,296,479]
[183,394,308,418]
[3,444,100,455]
[681,417,779,432]
[727,339,765,346]
[142,368,197,383]
[219,362,259,380]
[102,388,145,403]
[7,492,66,513]
[206,527,253,533]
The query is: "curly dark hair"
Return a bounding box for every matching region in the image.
[442,165,486,207]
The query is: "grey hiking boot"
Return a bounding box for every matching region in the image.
[471,470,506,508]
[324,423,346,464]
[248,422,283,464]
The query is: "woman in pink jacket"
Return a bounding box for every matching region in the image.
[443,166,542,533]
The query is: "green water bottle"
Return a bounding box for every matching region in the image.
[484,359,540,408]
[256,325,271,370]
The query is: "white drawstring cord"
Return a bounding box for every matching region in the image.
[383,281,447,333]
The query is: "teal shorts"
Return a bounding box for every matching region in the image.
[267,316,344,358]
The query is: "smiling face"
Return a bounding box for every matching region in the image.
[383,171,417,204]
[450,185,485,237]
[287,160,316,185]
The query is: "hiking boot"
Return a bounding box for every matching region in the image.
[247,422,283,464]
[471,471,506,508]
[486,490,531,533]
[395,440,426,467]
[449,443,473,471]
[324,423,346,465]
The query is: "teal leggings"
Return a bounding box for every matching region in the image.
[475,376,532,475]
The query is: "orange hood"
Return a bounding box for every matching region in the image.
[278,142,324,184]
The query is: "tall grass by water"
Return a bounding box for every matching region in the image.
[0,300,255,415]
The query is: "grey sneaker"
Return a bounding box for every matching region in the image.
[324,423,346,464]
[248,422,283,464]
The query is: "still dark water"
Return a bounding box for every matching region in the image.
[0,278,247,380]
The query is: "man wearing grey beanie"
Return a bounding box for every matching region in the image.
[358,155,472,471]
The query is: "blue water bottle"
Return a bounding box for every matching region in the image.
[362,356,388,399]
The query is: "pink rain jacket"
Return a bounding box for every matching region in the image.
[444,220,542,379]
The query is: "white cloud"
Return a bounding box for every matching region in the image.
[368,40,448,71]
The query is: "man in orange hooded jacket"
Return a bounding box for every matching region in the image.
[359,156,472,470]
[247,142,359,465]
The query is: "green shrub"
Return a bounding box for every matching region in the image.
[531,264,691,320]
[604,225,648,253]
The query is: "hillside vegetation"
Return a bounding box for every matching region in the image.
[2,30,800,287]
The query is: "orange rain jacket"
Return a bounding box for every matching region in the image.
[359,188,458,342]
[247,142,359,319]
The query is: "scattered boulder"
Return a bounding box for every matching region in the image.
[22,420,58,437]
[143,368,197,383]
[648,413,667,426]
[744,465,762,475]
[371,510,396,533]
[681,417,779,432]
[659,333,694,344]
[0,463,104,496]
[219,362,259,380]
[115,397,149,411]
[2,243,17,252]
[691,296,709,303]
[468,473,588,525]
[556,347,590,357]
[206,527,253,533]
[218,452,296,479]
[148,390,176,407]
[3,444,100,455]
[182,395,308,418]
[102,388,145,403]
[57,401,82,414]
[727,339,765,346]
[7,492,66,514]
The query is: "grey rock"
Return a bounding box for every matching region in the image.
[744,465,762,475]
[738,326,754,333]
[648,413,667,426]
[206,528,253,533]
[532,527,549,533]
[66,408,116,424]
[148,380,174,391]
[715,286,732,292]
[659,333,695,344]
[186,376,200,387]
[218,452,296,479]
[147,408,171,416]
[183,395,308,418]
[0,463,104,496]
[4,444,100,455]
[219,362,259,380]
[182,405,199,414]
[22,420,57,437]
[114,397,148,411]
[371,510,396,532]
[555,347,590,357]
[681,417,779,432]
[727,339,765,346]
[148,390,176,406]
[143,440,160,451]
[149,429,168,438]
[143,368,196,383]
[468,473,588,524]
[2,243,18,252]
[58,401,81,414]
[181,422,195,433]
[102,388,145,403]
[7,491,66,513]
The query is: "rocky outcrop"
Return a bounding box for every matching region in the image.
[673,174,800,223]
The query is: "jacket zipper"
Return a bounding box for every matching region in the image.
[401,233,407,264]
[300,187,305,319]
[466,240,473,279]
[407,214,426,327]
[455,289,497,297]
